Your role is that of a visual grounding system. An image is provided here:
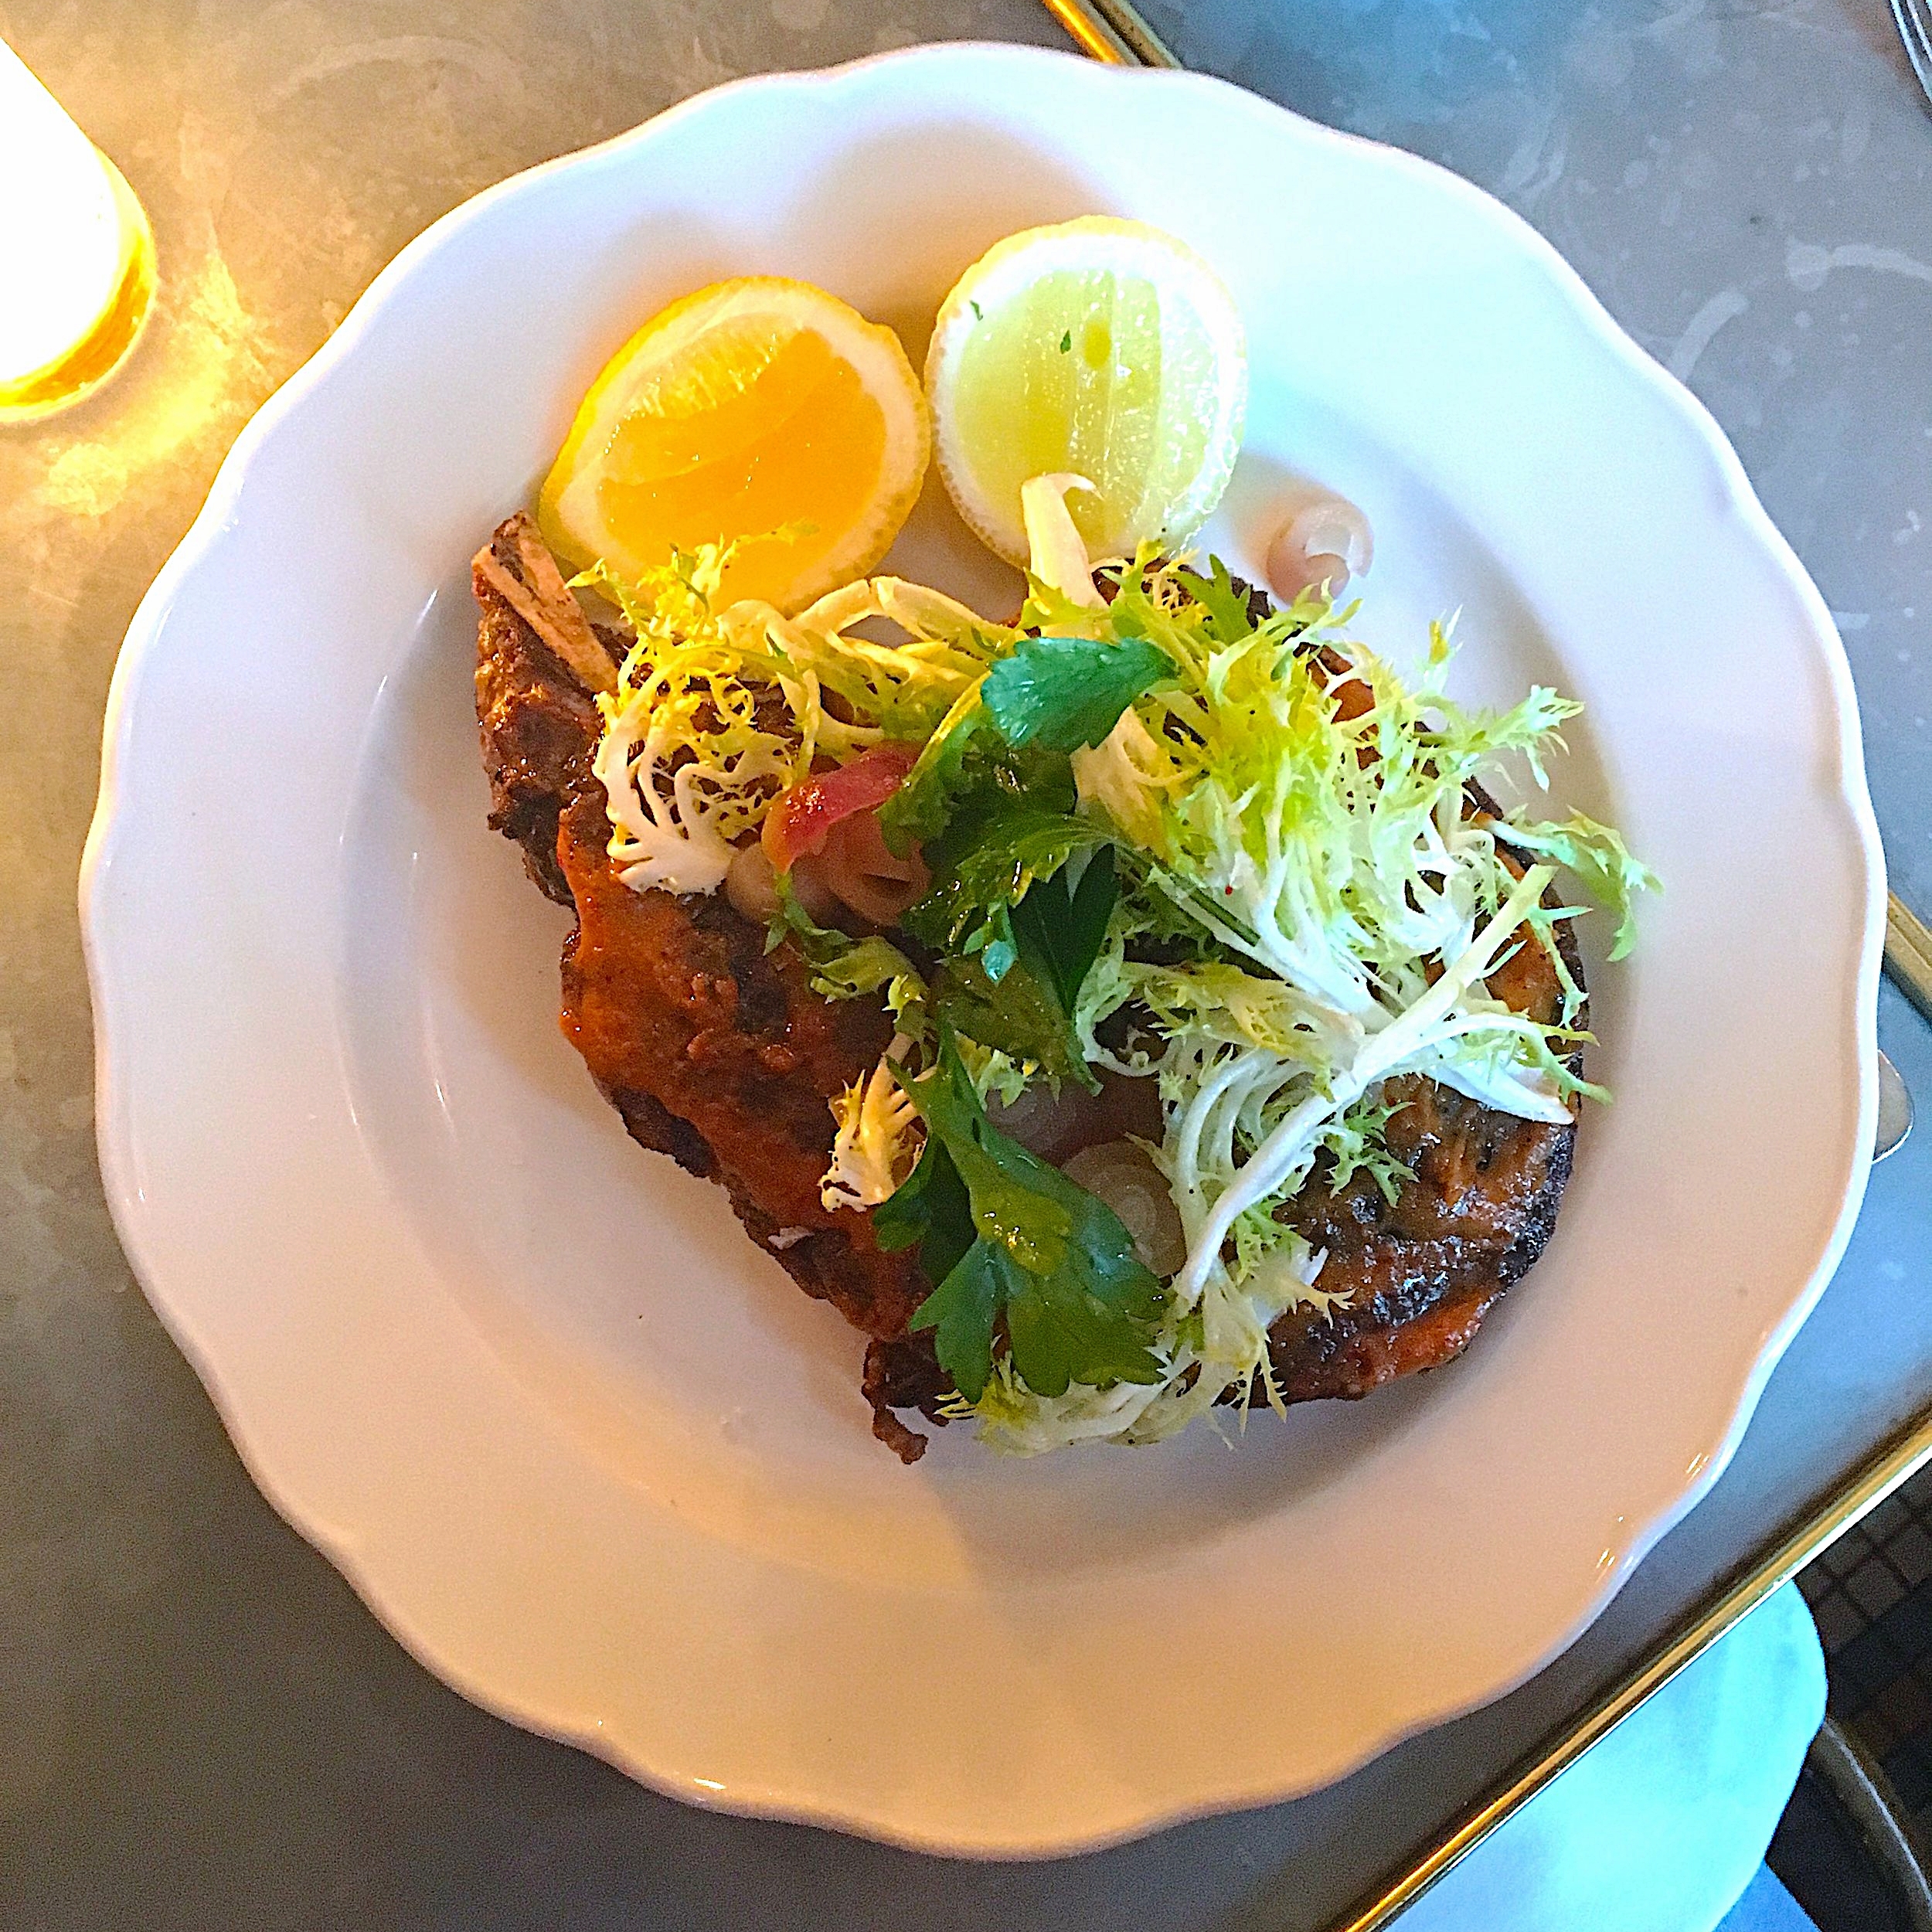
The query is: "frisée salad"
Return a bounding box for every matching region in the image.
[575,475,1654,1454]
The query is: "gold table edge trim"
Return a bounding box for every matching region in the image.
[1889,895,1932,1026]
[1332,1407,1932,1929]
[1028,3,1932,1921]
[1038,0,1179,67]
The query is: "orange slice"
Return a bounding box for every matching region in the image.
[537,277,928,613]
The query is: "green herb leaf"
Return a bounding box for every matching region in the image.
[896,1038,1165,1401]
[981,632,1169,753]
[767,876,925,1000]
[902,790,1118,1088]
[903,793,1097,954]
[911,1243,1006,1401]
[1005,1250,1167,1397]
[875,682,988,851]
[1059,329,1072,352]
[873,1135,975,1283]
[815,937,923,1002]
[933,951,1093,1091]
[1010,846,1118,1012]
[1172,557,1259,646]
[881,631,1163,858]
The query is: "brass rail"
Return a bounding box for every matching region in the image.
[1331,1405,1932,1928]
[1037,0,1177,67]
[1889,894,1932,1024]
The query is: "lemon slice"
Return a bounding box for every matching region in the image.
[926,218,1247,567]
[538,277,929,613]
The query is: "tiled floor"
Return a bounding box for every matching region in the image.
[1799,1473,1932,1829]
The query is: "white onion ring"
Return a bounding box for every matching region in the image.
[725,842,782,923]
[1061,1139,1187,1278]
[988,1070,1162,1166]
[987,1083,1093,1165]
[1265,495,1374,604]
[818,813,930,927]
[726,842,841,926]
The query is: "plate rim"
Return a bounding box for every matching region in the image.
[80,41,1887,1855]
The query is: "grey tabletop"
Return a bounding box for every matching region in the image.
[3,2,1929,1927]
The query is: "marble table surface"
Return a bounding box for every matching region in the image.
[2,2,1927,1926]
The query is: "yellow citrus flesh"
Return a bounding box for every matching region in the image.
[926,219,1247,566]
[539,277,928,612]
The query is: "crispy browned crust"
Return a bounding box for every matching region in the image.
[474,517,936,1459]
[473,519,615,906]
[476,518,1584,1453]
[1261,853,1582,1400]
[556,787,923,1339]
[1253,724,1586,1401]
[1265,1058,1578,1401]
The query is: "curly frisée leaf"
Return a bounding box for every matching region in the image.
[1166,863,1560,1304]
[1171,556,1260,645]
[821,1058,923,1211]
[778,574,1007,747]
[1498,809,1660,961]
[587,546,810,894]
[584,541,1010,899]
[889,1037,1166,1403]
[1068,562,1641,1040]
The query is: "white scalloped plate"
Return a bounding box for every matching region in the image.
[82,44,1884,1855]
